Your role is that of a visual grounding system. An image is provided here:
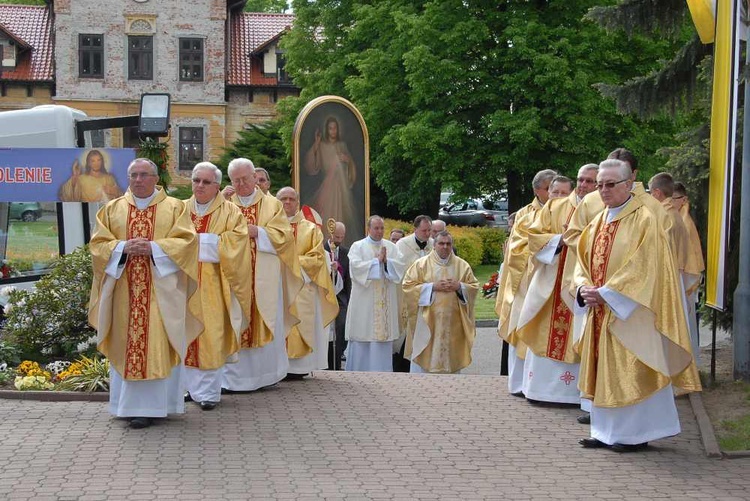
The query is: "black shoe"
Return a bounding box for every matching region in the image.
[184,392,193,403]
[283,373,307,381]
[199,401,217,411]
[577,413,591,425]
[526,398,542,405]
[611,442,648,453]
[129,417,153,429]
[579,438,608,449]
[511,391,525,398]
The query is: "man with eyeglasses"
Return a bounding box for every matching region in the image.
[515,166,598,406]
[221,158,303,392]
[183,162,253,411]
[89,158,199,429]
[276,187,339,377]
[573,159,700,453]
[495,169,556,396]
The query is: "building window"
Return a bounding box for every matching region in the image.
[276,51,289,84]
[179,127,203,170]
[79,34,104,78]
[123,127,140,149]
[179,38,203,81]
[128,36,153,80]
[90,129,106,148]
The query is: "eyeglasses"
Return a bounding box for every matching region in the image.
[129,172,157,180]
[191,178,216,186]
[596,179,629,190]
[577,177,596,184]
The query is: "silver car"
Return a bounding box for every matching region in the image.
[438,198,508,228]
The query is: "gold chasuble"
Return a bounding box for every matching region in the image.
[287,213,339,359]
[680,202,705,297]
[231,192,302,349]
[517,192,578,363]
[574,197,701,408]
[403,251,479,373]
[89,189,200,380]
[494,198,543,354]
[185,195,253,370]
[563,190,605,252]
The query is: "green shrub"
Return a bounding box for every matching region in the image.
[474,227,507,265]
[447,226,483,268]
[2,246,96,362]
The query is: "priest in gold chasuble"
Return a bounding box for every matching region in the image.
[395,215,434,371]
[573,160,700,452]
[345,216,406,372]
[182,163,253,410]
[221,158,303,391]
[649,173,703,365]
[403,232,478,373]
[495,169,556,395]
[673,185,705,363]
[89,158,199,429]
[277,187,339,375]
[517,170,596,404]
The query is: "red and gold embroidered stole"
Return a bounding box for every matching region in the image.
[590,219,620,363]
[124,204,157,379]
[546,208,575,360]
[185,212,213,368]
[238,200,260,348]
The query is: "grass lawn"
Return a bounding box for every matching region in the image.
[473,263,500,321]
[712,380,750,451]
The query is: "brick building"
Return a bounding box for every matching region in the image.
[0,1,296,176]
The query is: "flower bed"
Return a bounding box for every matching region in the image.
[0,356,109,392]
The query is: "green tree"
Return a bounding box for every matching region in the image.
[282,0,685,215]
[244,0,288,13]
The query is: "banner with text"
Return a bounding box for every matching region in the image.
[0,148,136,203]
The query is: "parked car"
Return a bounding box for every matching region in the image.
[438,198,508,228]
[8,202,43,222]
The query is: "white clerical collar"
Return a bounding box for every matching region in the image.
[194,196,215,216]
[238,188,261,207]
[133,191,157,210]
[576,195,583,204]
[366,236,382,246]
[606,196,632,223]
[437,254,450,265]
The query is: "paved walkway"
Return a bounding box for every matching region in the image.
[1,371,748,500]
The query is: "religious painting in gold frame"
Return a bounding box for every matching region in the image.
[293,95,369,247]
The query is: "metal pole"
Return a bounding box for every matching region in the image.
[733,14,750,382]
[711,309,717,384]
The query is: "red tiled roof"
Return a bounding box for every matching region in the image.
[227,12,294,86]
[0,5,53,82]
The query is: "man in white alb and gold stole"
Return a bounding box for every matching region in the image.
[89,158,200,429]
[574,160,700,451]
[183,163,253,409]
[394,215,434,371]
[345,216,405,372]
[221,158,303,391]
[277,187,339,375]
[495,169,556,394]
[517,174,588,403]
[403,231,478,373]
